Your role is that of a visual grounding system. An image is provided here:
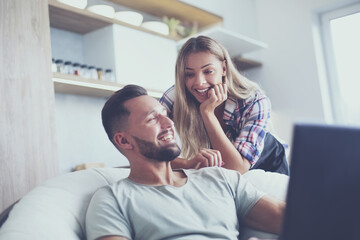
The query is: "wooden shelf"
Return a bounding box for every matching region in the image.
[48,0,176,39]
[49,0,111,34]
[233,57,262,71]
[178,27,267,57]
[48,0,222,39]
[53,72,163,98]
[177,27,267,70]
[108,0,223,29]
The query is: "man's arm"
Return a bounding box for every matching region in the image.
[243,195,285,235]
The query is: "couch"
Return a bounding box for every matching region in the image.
[0,168,288,240]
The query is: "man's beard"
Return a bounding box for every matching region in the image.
[133,136,181,162]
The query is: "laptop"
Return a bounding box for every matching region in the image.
[280,123,360,240]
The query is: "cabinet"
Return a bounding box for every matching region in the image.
[49,0,266,98]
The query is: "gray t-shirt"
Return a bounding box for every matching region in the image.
[86,167,264,240]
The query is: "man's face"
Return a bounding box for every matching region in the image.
[124,95,180,161]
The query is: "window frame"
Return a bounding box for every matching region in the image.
[318,2,360,123]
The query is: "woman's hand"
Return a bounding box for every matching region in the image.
[199,83,227,115]
[186,148,223,169]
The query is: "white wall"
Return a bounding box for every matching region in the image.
[51,28,84,64]
[54,94,128,173]
[180,0,259,38]
[249,0,359,144]
[112,24,177,91]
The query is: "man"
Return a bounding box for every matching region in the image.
[86,85,285,240]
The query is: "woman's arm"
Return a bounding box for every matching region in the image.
[200,84,251,173]
[201,108,251,173]
[233,93,271,166]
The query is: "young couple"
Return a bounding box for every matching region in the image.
[86,36,289,240]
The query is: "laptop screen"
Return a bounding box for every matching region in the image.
[280,123,360,240]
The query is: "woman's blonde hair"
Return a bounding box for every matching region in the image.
[174,35,260,159]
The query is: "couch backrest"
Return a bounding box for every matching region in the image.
[0,168,288,240]
[0,168,130,240]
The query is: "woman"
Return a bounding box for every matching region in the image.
[160,35,289,175]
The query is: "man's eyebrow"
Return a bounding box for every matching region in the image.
[142,106,167,118]
[142,110,155,118]
[185,63,213,70]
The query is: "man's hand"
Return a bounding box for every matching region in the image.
[187,148,223,169]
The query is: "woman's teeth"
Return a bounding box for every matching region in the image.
[196,88,209,93]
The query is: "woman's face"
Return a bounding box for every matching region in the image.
[184,51,226,103]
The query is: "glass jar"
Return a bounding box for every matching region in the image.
[80,64,89,78]
[64,61,73,74]
[72,63,81,76]
[51,58,57,72]
[105,69,115,82]
[88,66,98,79]
[97,68,105,80]
[55,59,64,73]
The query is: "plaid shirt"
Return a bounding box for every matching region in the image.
[160,86,271,165]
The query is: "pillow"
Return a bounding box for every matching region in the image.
[239,169,289,240]
[0,168,130,240]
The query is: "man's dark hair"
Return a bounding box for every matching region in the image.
[102,85,148,145]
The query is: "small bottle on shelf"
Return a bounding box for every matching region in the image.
[51,58,57,72]
[80,64,89,78]
[97,68,105,80]
[72,63,81,76]
[55,59,64,73]
[64,61,73,74]
[88,66,98,79]
[105,69,115,82]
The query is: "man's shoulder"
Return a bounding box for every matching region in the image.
[94,178,131,195]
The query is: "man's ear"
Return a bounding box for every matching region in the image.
[114,132,133,150]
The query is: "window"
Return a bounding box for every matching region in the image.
[319,2,360,125]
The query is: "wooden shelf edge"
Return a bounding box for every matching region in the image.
[233,57,262,71]
[48,0,112,34]
[177,27,267,56]
[52,73,163,98]
[108,0,223,29]
[48,0,179,39]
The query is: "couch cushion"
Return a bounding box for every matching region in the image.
[239,169,289,240]
[0,168,130,240]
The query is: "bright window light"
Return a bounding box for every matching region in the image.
[320,3,360,125]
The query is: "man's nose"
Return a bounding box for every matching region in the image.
[159,115,174,129]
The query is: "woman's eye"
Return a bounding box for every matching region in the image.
[185,73,194,78]
[204,70,213,74]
